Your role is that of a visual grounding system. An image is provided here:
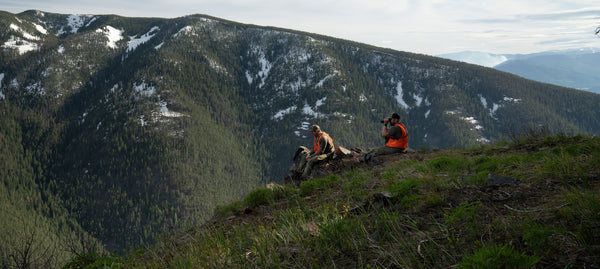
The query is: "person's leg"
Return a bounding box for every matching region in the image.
[303,154,328,177]
[358,147,404,163]
[355,149,376,163]
[373,146,403,156]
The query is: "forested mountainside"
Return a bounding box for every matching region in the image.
[1,9,599,262]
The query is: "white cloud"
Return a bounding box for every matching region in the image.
[1,0,599,55]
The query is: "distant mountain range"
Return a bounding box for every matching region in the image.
[438,48,600,94]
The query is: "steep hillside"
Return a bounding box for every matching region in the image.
[1,9,600,260]
[92,133,600,268]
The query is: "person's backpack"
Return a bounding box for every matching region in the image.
[289,146,309,173]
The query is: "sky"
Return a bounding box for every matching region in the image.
[1,0,600,55]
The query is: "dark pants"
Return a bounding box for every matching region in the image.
[298,153,329,177]
[361,146,405,162]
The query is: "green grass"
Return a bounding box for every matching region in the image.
[72,134,600,268]
[300,174,341,196]
[458,244,540,269]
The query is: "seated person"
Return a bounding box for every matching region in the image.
[297,125,335,178]
[354,112,408,162]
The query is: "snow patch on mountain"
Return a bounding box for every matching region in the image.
[333,112,354,123]
[315,73,336,88]
[413,93,424,107]
[127,26,160,52]
[395,81,409,110]
[302,102,319,118]
[157,98,185,118]
[2,24,40,54]
[34,23,47,35]
[96,26,124,49]
[272,106,297,121]
[10,24,40,40]
[503,96,521,103]
[257,50,272,88]
[446,110,490,143]
[359,93,367,102]
[462,116,483,130]
[133,81,157,97]
[60,14,96,35]
[289,77,307,93]
[26,82,45,96]
[294,121,311,137]
[0,73,4,100]
[131,80,185,122]
[480,94,521,119]
[245,71,254,85]
[2,35,38,54]
[315,97,326,108]
[10,78,18,89]
[174,26,194,38]
[478,94,488,109]
[207,57,228,75]
[244,45,273,88]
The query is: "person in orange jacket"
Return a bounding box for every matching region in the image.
[354,113,408,162]
[297,125,335,178]
[381,112,408,151]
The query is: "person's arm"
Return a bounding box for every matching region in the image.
[387,125,403,139]
[382,124,390,138]
[382,119,391,138]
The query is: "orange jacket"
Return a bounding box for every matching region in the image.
[385,123,408,149]
[313,132,334,154]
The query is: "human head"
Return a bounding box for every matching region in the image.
[390,113,400,124]
[310,125,322,136]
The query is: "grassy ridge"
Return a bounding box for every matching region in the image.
[71,133,600,268]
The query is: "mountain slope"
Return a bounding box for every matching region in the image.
[1,9,599,260]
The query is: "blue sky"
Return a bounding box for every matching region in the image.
[2,0,599,55]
